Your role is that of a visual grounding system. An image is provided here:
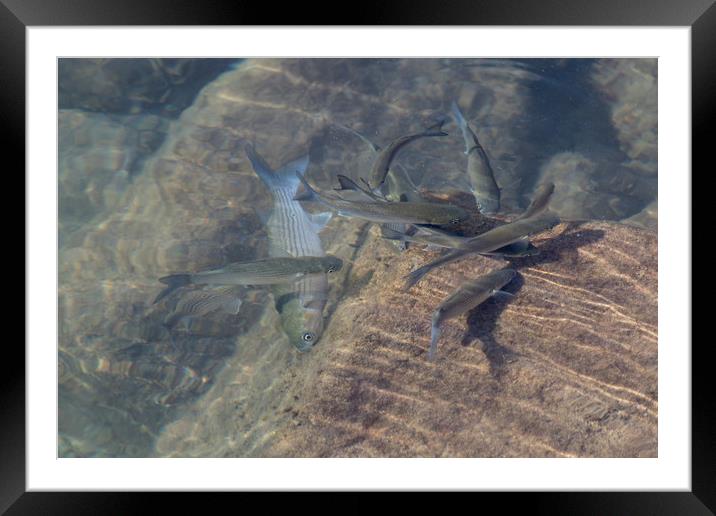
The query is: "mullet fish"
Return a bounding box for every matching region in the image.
[295,172,468,226]
[451,101,500,214]
[429,269,517,360]
[405,213,560,289]
[154,255,343,304]
[245,143,335,352]
[381,226,539,257]
[366,120,448,192]
[514,182,555,221]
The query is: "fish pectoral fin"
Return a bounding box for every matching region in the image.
[302,298,324,311]
[308,211,333,231]
[217,297,242,315]
[491,290,516,301]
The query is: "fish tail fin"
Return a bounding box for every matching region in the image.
[154,274,191,304]
[428,325,442,360]
[424,117,449,136]
[245,142,309,193]
[450,101,474,154]
[450,100,467,128]
[292,172,320,202]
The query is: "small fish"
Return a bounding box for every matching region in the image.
[154,255,343,304]
[429,269,517,360]
[295,172,468,226]
[367,120,448,192]
[332,124,427,247]
[381,226,539,257]
[514,182,555,221]
[451,101,500,214]
[333,169,418,251]
[332,124,426,202]
[405,213,560,289]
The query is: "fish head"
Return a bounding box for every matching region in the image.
[274,280,328,352]
[445,205,470,225]
[279,299,325,352]
[323,255,344,274]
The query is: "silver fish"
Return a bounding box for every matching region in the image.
[332,123,424,202]
[381,226,539,257]
[245,143,335,352]
[296,172,468,226]
[366,120,447,192]
[154,255,342,304]
[429,269,517,359]
[514,182,555,221]
[405,213,560,289]
[451,101,500,214]
[333,124,426,249]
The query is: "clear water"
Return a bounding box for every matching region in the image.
[58,58,657,457]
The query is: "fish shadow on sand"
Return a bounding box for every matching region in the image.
[458,222,604,378]
[460,271,525,379]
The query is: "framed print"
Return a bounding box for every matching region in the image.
[8,0,707,512]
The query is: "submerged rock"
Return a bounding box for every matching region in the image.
[157,218,657,458]
[59,58,658,457]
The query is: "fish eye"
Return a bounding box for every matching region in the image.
[302,332,315,343]
[327,267,335,273]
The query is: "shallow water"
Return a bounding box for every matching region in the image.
[58,58,657,457]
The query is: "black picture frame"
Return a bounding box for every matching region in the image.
[7,0,706,512]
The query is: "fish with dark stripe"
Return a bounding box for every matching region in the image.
[429,269,517,359]
[405,213,560,290]
[452,101,500,214]
[245,143,335,351]
[154,255,342,304]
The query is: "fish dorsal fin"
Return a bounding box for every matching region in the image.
[335,174,384,201]
[308,211,333,231]
[335,174,358,191]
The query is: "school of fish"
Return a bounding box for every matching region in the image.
[153,102,561,359]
